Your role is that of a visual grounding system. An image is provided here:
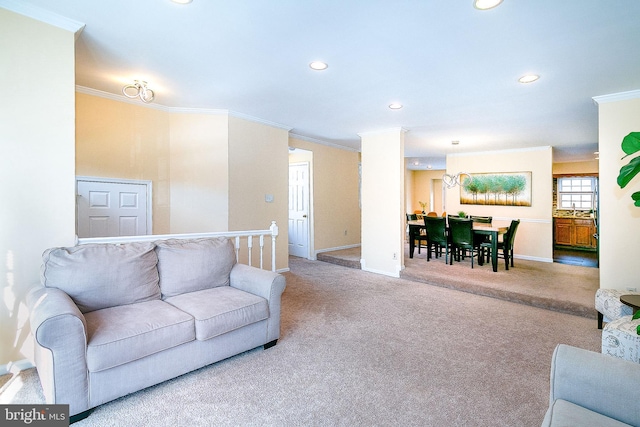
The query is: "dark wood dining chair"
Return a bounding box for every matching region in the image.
[470,215,492,224]
[499,219,521,270]
[480,219,521,270]
[448,217,477,268]
[423,216,448,262]
[471,216,492,261]
[406,213,427,253]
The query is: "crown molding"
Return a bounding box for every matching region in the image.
[592,89,640,105]
[447,145,552,158]
[357,127,408,138]
[228,111,292,131]
[0,0,85,36]
[289,133,360,152]
[76,86,174,112]
[76,86,292,130]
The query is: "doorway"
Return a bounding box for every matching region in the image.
[76,177,152,238]
[288,160,311,258]
[552,175,599,268]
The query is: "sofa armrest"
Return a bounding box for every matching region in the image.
[27,286,90,415]
[548,344,640,426]
[230,264,286,343]
[229,264,286,300]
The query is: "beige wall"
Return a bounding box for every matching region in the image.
[361,129,405,277]
[169,112,229,233]
[288,138,362,256]
[408,169,446,215]
[76,94,173,233]
[228,116,290,271]
[553,160,599,175]
[597,95,640,290]
[0,10,78,366]
[446,147,554,262]
[77,96,289,270]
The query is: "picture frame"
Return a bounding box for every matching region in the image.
[460,172,532,206]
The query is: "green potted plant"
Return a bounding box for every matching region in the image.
[457,210,467,218]
[616,131,640,335]
[617,131,640,207]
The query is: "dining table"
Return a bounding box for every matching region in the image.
[407,219,508,272]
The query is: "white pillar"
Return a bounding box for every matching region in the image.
[359,128,406,277]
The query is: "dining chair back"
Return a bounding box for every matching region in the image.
[406,213,427,253]
[470,215,492,224]
[471,216,493,257]
[448,217,476,268]
[423,216,448,262]
[500,219,521,270]
[426,211,438,217]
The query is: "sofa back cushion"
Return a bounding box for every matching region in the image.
[41,242,160,313]
[155,237,237,299]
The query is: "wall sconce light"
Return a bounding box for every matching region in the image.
[122,80,155,103]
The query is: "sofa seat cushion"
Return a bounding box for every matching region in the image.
[41,242,160,313]
[165,287,269,341]
[543,399,632,427]
[85,300,195,372]
[156,238,237,299]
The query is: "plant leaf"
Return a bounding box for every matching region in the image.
[637,324,640,336]
[617,156,640,188]
[634,311,640,321]
[633,192,640,207]
[621,132,640,157]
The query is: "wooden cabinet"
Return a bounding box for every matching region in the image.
[555,218,573,246]
[554,218,596,248]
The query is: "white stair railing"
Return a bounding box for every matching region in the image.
[76,221,280,272]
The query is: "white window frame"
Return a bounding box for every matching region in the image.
[557,177,597,211]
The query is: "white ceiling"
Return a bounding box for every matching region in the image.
[10,0,640,169]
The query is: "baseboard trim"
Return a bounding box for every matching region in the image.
[313,244,361,260]
[515,254,553,263]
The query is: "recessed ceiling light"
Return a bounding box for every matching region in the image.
[389,103,403,110]
[473,0,503,10]
[172,0,193,3]
[309,61,328,71]
[518,74,540,84]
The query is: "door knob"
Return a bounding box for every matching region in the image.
[303,215,307,218]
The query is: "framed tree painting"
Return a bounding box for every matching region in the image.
[460,172,532,206]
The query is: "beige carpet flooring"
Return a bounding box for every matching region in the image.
[1,256,602,426]
[319,244,599,321]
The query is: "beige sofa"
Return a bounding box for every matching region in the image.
[27,237,286,423]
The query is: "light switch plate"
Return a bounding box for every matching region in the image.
[265,194,274,203]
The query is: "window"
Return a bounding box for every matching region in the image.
[557,177,597,210]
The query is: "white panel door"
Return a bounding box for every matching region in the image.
[77,178,151,238]
[288,163,309,257]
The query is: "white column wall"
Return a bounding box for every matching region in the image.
[595,93,640,290]
[360,129,405,277]
[0,8,79,365]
